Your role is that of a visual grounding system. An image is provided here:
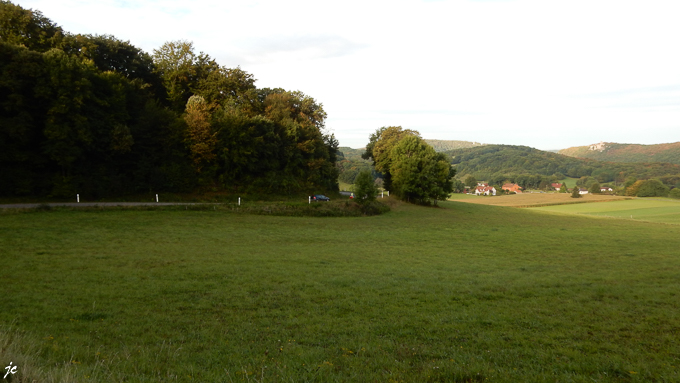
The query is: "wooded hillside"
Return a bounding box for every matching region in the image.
[336,147,376,185]
[424,139,484,152]
[559,142,680,164]
[0,1,338,198]
[446,145,680,189]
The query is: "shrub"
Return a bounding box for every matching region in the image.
[354,170,378,205]
[636,179,669,197]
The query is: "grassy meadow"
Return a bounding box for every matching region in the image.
[557,178,580,189]
[530,197,680,225]
[1,200,680,382]
[449,192,680,225]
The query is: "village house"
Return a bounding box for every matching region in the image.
[579,188,589,195]
[551,183,562,191]
[502,183,523,194]
[600,186,613,192]
[465,182,489,194]
[475,185,496,196]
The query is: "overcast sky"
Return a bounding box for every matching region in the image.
[17,0,680,150]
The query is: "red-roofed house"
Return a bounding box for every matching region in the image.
[551,183,562,191]
[502,183,523,194]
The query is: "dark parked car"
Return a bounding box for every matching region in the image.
[312,194,330,202]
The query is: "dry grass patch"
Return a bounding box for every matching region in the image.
[448,192,631,207]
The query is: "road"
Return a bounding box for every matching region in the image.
[0,202,204,209]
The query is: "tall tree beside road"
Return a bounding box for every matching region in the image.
[362,126,420,191]
[390,135,453,205]
[364,127,453,205]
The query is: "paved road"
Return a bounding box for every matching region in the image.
[0,202,205,209]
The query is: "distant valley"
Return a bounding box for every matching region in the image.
[338,140,680,190]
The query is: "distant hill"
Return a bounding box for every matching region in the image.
[337,147,366,162]
[337,147,374,185]
[424,139,485,152]
[339,140,483,158]
[559,142,680,165]
[445,145,680,186]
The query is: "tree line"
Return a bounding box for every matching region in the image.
[0,1,338,198]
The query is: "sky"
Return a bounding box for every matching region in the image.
[16,0,680,150]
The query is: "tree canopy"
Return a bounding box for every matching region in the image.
[364,127,453,205]
[0,1,338,198]
[362,126,420,191]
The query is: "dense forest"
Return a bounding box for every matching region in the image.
[0,1,339,198]
[446,145,680,190]
[559,142,680,165]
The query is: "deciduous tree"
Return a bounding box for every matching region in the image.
[362,126,419,191]
[153,40,220,112]
[669,188,680,199]
[464,175,477,189]
[588,182,601,194]
[0,0,63,51]
[636,179,669,197]
[390,135,453,205]
[184,95,216,173]
[354,170,377,204]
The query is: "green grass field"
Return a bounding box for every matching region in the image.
[557,178,580,189]
[338,182,353,192]
[530,197,680,225]
[2,201,680,382]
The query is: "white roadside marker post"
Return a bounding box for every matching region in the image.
[156,194,159,202]
[77,194,80,203]
[238,197,241,206]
